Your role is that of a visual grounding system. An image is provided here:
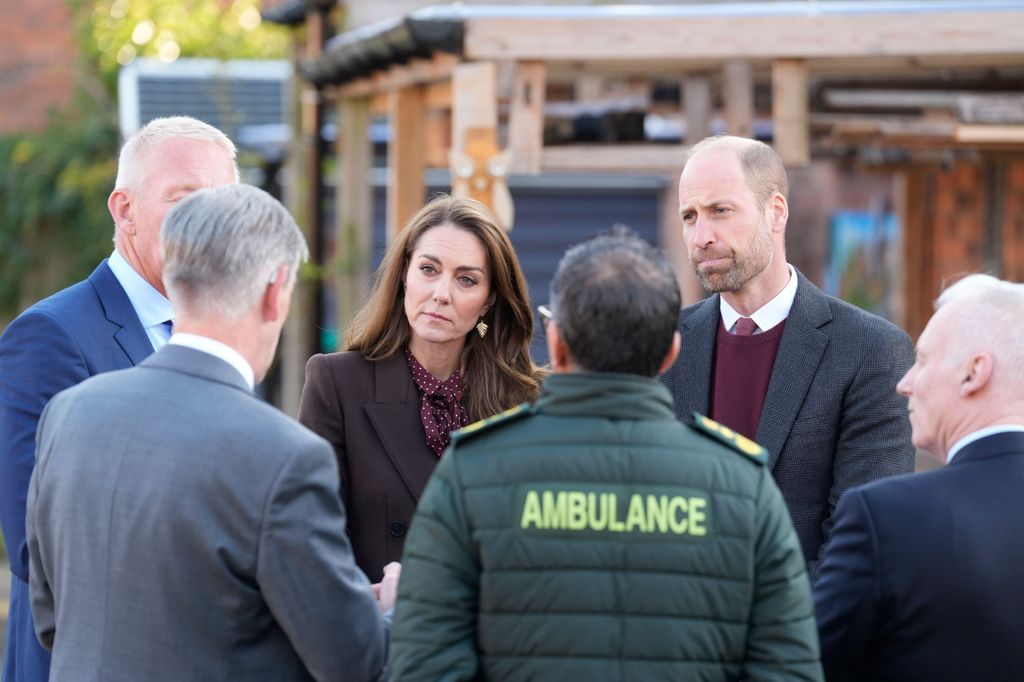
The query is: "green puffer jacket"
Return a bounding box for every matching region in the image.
[389,373,822,681]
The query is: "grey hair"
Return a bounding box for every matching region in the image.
[115,116,239,192]
[683,135,789,207]
[161,184,308,320]
[934,273,1024,379]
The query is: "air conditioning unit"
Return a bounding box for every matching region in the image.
[117,57,292,160]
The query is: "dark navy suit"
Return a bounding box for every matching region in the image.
[814,431,1024,681]
[0,260,153,681]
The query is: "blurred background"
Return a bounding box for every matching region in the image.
[2,0,1023,649]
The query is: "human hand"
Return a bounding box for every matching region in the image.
[371,561,402,613]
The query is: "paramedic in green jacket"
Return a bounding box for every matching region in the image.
[389,229,822,681]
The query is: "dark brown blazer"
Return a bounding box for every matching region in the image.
[298,351,437,581]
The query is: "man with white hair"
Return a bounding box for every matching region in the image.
[0,116,237,681]
[27,184,392,681]
[814,274,1024,681]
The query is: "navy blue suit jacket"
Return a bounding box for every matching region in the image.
[0,260,153,681]
[814,431,1024,681]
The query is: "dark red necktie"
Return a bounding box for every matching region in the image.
[734,317,758,336]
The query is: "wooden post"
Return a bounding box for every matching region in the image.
[683,75,712,145]
[659,175,705,307]
[772,59,810,166]
[451,62,512,225]
[508,61,546,174]
[336,97,373,344]
[279,10,326,416]
[723,60,754,138]
[452,62,498,156]
[387,85,426,239]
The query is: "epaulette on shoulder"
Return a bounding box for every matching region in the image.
[689,412,768,465]
[450,402,532,445]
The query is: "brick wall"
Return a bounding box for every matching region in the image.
[0,0,77,134]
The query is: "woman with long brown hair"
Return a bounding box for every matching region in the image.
[298,195,543,580]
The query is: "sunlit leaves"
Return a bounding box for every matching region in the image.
[81,0,289,90]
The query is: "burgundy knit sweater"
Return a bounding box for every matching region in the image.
[710,318,786,440]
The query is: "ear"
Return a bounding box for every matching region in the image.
[656,331,682,376]
[959,353,993,398]
[108,189,135,235]
[545,322,572,372]
[767,191,788,235]
[260,265,289,323]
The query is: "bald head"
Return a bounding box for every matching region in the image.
[934,275,1024,387]
[683,135,789,209]
[897,274,1024,456]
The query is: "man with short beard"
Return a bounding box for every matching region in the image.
[661,135,915,581]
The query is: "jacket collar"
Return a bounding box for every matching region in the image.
[373,352,419,404]
[535,372,676,421]
[88,259,154,365]
[364,353,435,502]
[676,270,832,469]
[140,344,252,394]
[755,271,831,467]
[949,430,1024,467]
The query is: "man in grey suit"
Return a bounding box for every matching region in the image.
[26,184,393,681]
[661,135,915,581]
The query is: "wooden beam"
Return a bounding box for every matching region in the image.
[451,61,506,219]
[541,145,686,172]
[424,109,451,168]
[772,59,810,166]
[387,86,426,239]
[336,77,376,99]
[508,61,546,174]
[336,97,374,340]
[370,92,388,115]
[452,61,498,148]
[464,11,1024,61]
[425,80,452,110]
[682,75,711,145]
[657,175,705,307]
[955,123,1024,144]
[723,60,753,138]
[337,53,460,99]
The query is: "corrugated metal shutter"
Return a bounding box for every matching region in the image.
[320,173,666,363]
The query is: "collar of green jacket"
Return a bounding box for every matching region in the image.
[534,372,677,421]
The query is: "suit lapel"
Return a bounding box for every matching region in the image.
[677,296,719,416]
[89,260,154,366]
[363,354,436,502]
[756,272,831,469]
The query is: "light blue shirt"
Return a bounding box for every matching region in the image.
[107,249,174,351]
[946,425,1024,464]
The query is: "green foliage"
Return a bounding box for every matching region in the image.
[0,0,289,319]
[0,98,119,316]
[77,0,290,92]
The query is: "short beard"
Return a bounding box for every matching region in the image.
[692,223,773,293]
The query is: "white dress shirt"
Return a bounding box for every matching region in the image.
[169,333,256,391]
[945,425,1024,464]
[719,263,799,334]
[107,249,174,350]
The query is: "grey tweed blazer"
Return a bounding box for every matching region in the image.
[662,271,915,581]
[27,344,387,682]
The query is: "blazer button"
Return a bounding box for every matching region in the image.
[390,521,407,537]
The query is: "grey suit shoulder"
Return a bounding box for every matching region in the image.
[28,344,387,682]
